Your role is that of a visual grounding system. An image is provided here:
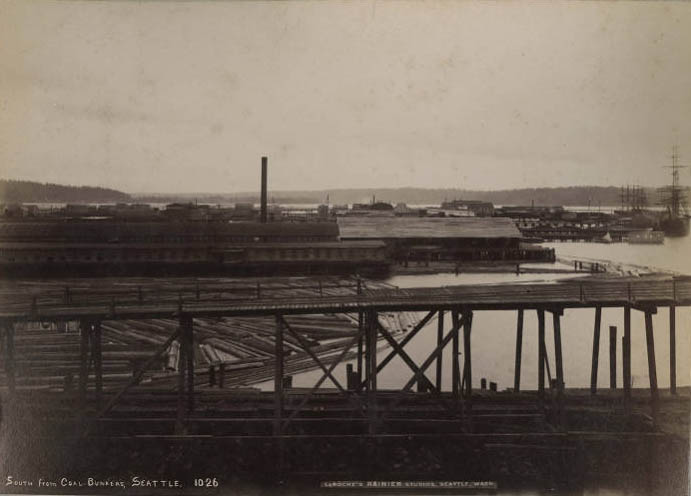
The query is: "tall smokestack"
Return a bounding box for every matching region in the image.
[260,156,268,223]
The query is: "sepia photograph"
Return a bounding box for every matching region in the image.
[0,1,689,495]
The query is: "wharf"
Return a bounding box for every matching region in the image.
[0,275,688,492]
[0,274,690,321]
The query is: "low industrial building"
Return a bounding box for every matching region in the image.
[338,216,554,263]
[0,220,389,276]
[440,199,495,217]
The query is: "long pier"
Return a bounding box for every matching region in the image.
[0,275,688,488]
[1,275,690,320]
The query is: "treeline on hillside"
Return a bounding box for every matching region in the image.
[134,193,319,205]
[1,180,657,207]
[0,180,131,203]
[201,186,641,207]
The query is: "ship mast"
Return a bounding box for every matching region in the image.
[660,146,688,217]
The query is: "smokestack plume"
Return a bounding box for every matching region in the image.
[260,156,268,223]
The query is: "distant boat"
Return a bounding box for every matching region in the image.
[658,146,690,237]
[627,229,664,244]
[596,231,613,244]
[659,215,689,237]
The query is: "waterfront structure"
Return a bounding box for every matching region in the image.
[338,216,554,263]
[0,220,389,276]
[0,275,687,489]
[441,199,494,217]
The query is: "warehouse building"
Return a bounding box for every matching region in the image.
[338,216,554,263]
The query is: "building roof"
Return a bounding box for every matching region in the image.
[0,240,385,250]
[214,240,386,250]
[338,216,521,239]
[0,221,340,241]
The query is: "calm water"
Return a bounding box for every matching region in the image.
[293,237,691,392]
[282,239,690,496]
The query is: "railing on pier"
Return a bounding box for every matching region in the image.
[0,275,687,438]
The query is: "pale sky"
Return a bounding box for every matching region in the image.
[1,0,690,194]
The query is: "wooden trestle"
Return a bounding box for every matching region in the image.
[0,275,689,437]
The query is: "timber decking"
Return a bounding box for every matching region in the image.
[0,278,422,392]
[1,275,690,322]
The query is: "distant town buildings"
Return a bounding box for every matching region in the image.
[440,199,494,217]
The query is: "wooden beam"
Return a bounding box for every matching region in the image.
[364,313,371,398]
[4,324,15,394]
[623,305,631,400]
[219,363,225,389]
[463,312,473,398]
[514,309,524,392]
[452,310,460,399]
[91,321,103,403]
[609,326,617,389]
[95,327,181,420]
[176,329,187,435]
[463,311,474,431]
[357,311,363,392]
[274,315,284,436]
[632,304,657,314]
[401,312,467,392]
[553,310,565,430]
[590,307,601,394]
[79,320,90,405]
[644,310,659,402]
[183,315,195,413]
[542,337,553,388]
[436,310,444,392]
[537,309,545,403]
[367,310,377,435]
[376,321,438,394]
[374,311,469,423]
[283,326,364,430]
[282,316,366,416]
[283,318,345,392]
[374,310,436,376]
[4,277,691,324]
[553,311,564,391]
[669,305,676,395]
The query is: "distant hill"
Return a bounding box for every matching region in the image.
[142,186,642,207]
[1,179,659,207]
[134,193,319,205]
[0,179,131,203]
[296,186,630,207]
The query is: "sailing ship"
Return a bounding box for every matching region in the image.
[658,146,690,237]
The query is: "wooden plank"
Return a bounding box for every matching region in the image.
[175,329,186,435]
[609,326,617,389]
[644,311,658,398]
[590,307,601,394]
[92,321,103,403]
[367,310,377,435]
[623,306,631,400]
[184,316,195,413]
[274,315,283,436]
[514,309,523,392]
[375,321,440,397]
[5,324,15,394]
[553,310,565,430]
[669,305,676,395]
[436,310,444,391]
[463,312,473,398]
[3,277,691,323]
[373,310,436,376]
[452,310,460,399]
[282,328,364,431]
[537,310,545,404]
[79,320,90,404]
